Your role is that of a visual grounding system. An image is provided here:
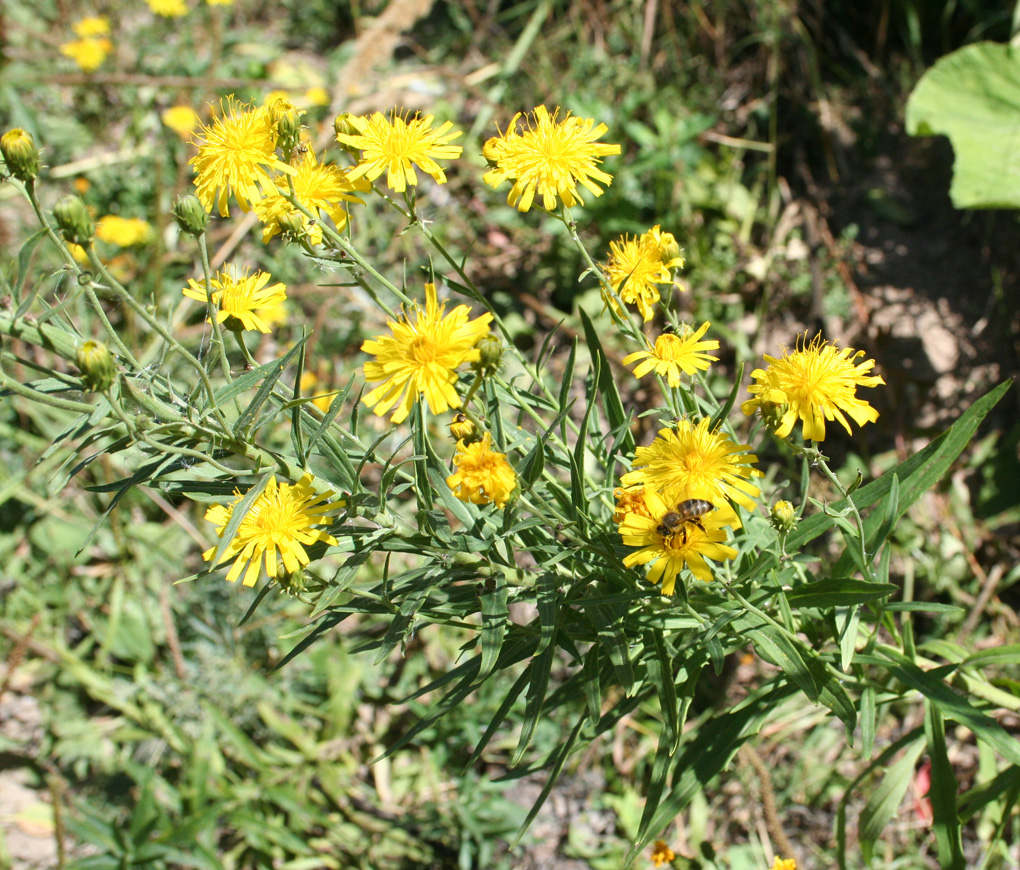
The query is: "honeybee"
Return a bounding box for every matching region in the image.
[656,499,714,541]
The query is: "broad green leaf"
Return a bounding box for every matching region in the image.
[906,42,1020,209]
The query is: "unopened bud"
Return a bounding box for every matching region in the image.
[333,112,359,140]
[655,229,682,263]
[449,413,478,443]
[53,195,95,247]
[472,333,503,377]
[172,194,209,237]
[269,99,302,152]
[1,129,40,183]
[76,339,117,392]
[276,210,306,238]
[770,500,797,534]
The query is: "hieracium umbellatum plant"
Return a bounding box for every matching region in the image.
[1,93,1012,868]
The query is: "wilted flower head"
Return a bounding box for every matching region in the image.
[482,106,621,212]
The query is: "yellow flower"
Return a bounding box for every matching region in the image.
[72,17,110,37]
[650,840,676,867]
[304,86,330,106]
[447,434,517,508]
[619,488,738,593]
[623,323,719,386]
[299,372,338,413]
[190,97,295,216]
[253,149,367,243]
[605,225,685,322]
[182,269,287,333]
[59,37,112,72]
[741,333,885,442]
[202,474,343,587]
[162,105,201,140]
[613,485,651,524]
[361,283,493,424]
[147,0,188,16]
[336,109,463,192]
[621,418,762,514]
[771,859,796,870]
[96,215,152,247]
[482,105,621,212]
[207,0,234,5]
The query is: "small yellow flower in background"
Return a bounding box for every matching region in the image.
[182,269,287,333]
[190,96,295,215]
[361,282,493,424]
[253,149,367,244]
[67,244,90,264]
[605,226,685,322]
[207,0,234,6]
[741,333,885,442]
[95,215,152,247]
[771,859,796,870]
[613,485,651,524]
[60,36,113,72]
[619,488,738,593]
[650,840,675,867]
[147,0,188,16]
[74,177,91,194]
[299,372,338,413]
[482,105,621,212]
[621,418,762,513]
[202,474,344,587]
[336,110,463,193]
[304,86,330,106]
[447,434,517,508]
[72,17,110,37]
[623,322,719,387]
[162,105,202,140]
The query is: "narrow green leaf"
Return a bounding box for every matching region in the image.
[588,603,635,695]
[839,605,861,672]
[478,574,509,679]
[861,685,876,759]
[749,626,819,702]
[785,578,898,608]
[925,700,965,869]
[578,307,634,454]
[14,228,48,313]
[648,631,679,746]
[709,360,744,432]
[512,645,554,767]
[518,436,546,487]
[858,736,926,862]
[582,645,602,724]
[558,337,577,413]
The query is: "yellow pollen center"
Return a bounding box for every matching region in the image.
[409,336,437,364]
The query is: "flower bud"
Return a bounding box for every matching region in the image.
[269,99,302,152]
[1,129,40,183]
[76,339,118,392]
[472,333,503,377]
[333,112,358,140]
[276,210,306,238]
[172,194,209,237]
[770,500,797,534]
[449,413,478,443]
[53,195,95,247]
[655,230,682,263]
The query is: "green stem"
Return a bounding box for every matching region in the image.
[197,234,233,383]
[0,368,95,413]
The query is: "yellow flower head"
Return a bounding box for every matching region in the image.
[620,488,738,593]
[253,149,368,243]
[207,0,234,6]
[182,269,287,333]
[162,105,202,140]
[771,859,797,870]
[299,372,339,413]
[60,37,113,72]
[304,86,330,106]
[621,418,762,514]
[741,333,885,442]
[650,840,676,868]
[96,215,152,247]
[623,322,719,387]
[202,474,343,587]
[446,434,517,508]
[482,105,622,212]
[336,109,463,193]
[190,96,295,216]
[73,17,111,37]
[361,283,493,424]
[605,226,685,322]
[613,485,651,524]
[147,0,188,16]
